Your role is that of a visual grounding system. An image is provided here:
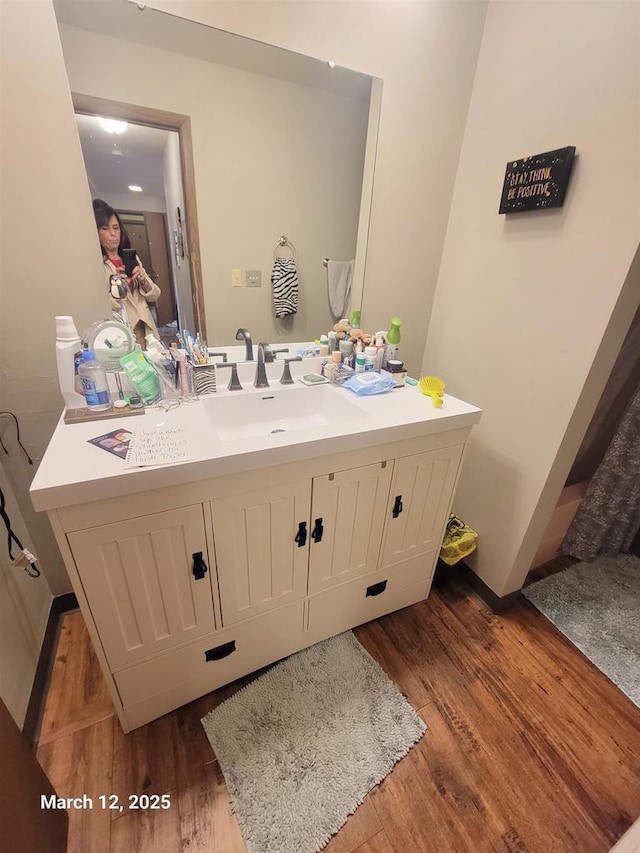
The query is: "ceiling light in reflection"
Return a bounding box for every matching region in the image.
[128,185,143,192]
[96,117,128,135]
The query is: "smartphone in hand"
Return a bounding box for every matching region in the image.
[122,248,137,277]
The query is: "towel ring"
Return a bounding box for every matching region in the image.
[274,235,296,261]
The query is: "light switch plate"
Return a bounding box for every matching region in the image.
[231,269,243,287]
[246,270,262,288]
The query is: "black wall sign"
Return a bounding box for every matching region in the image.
[499,146,576,214]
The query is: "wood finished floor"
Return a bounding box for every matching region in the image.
[36,569,640,853]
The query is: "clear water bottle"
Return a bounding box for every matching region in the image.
[78,350,111,410]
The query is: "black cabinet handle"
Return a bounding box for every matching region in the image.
[192,551,208,580]
[392,495,403,518]
[366,580,388,597]
[311,517,324,543]
[294,521,307,547]
[205,641,236,662]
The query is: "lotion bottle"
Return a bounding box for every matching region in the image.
[384,317,401,367]
[55,316,86,409]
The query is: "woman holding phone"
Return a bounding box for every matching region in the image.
[93,199,161,347]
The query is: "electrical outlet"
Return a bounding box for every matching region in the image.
[231,269,243,287]
[246,270,262,288]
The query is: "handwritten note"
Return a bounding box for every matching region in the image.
[124,426,193,469]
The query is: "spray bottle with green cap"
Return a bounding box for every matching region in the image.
[383,317,401,367]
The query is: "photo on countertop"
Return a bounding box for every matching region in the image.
[87,428,133,459]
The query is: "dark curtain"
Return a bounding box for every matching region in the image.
[559,385,640,561]
[566,301,640,486]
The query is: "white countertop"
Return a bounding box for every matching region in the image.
[30,362,481,512]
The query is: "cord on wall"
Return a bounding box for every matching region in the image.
[0,411,39,577]
[0,411,33,464]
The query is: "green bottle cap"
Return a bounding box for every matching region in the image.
[387,317,402,344]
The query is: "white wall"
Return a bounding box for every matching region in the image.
[0,0,109,595]
[58,23,369,347]
[0,462,51,727]
[424,1,640,596]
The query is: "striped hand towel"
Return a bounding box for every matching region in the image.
[271,257,299,317]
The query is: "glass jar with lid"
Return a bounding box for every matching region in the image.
[382,359,407,386]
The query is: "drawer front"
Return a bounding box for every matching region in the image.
[306,550,437,644]
[116,601,305,729]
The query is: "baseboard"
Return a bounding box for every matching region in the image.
[608,816,640,853]
[457,561,521,613]
[50,591,78,618]
[22,593,78,748]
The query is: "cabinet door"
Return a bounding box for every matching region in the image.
[212,479,311,625]
[380,445,464,569]
[308,461,393,594]
[68,504,215,669]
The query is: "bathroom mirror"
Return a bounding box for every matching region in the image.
[53,0,381,354]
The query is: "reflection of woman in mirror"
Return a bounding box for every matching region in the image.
[93,199,161,348]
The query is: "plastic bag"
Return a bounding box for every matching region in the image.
[342,371,396,396]
[119,351,162,405]
[440,514,478,565]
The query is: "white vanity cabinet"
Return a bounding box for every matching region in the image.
[67,504,216,669]
[211,461,394,629]
[40,415,478,732]
[303,444,465,644]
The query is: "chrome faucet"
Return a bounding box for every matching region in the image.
[235,327,254,361]
[254,342,272,388]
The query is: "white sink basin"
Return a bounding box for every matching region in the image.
[201,384,367,441]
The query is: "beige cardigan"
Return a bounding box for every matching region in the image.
[105,257,161,341]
